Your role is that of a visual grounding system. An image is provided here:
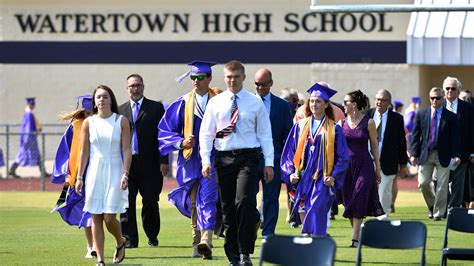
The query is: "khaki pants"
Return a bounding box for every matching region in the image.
[418,150,450,218]
[378,172,397,217]
[190,182,213,246]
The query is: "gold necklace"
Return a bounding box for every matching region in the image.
[349,115,362,125]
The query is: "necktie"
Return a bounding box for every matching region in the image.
[132,102,140,153]
[216,95,239,138]
[447,101,453,112]
[376,113,382,142]
[428,109,437,149]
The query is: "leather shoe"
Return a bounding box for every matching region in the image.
[433,216,442,221]
[240,254,252,266]
[148,238,159,247]
[229,261,240,266]
[124,239,137,248]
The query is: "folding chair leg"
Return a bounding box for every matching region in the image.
[440,255,446,266]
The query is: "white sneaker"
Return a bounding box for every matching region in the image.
[192,244,201,258]
[85,247,97,259]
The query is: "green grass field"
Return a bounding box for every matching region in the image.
[0,191,473,265]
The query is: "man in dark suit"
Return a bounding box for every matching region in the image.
[119,74,169,247]
[410,87,461,221]
[367,89,407,219]
[442,77,474,209]
[254,68,293,237]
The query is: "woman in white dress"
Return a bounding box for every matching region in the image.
[75,85,132,265]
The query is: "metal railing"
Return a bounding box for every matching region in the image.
[0,123,66,190]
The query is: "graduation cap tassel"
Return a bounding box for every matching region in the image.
[175,70,191,84]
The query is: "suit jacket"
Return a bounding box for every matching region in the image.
[367,108,407,175]
[410,107,460,167]
[444,99,474,162]
[268,93,293,159]
[119,97,168,189]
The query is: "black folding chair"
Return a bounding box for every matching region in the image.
[259,234,336,266]
[440,207,474,265]
[356,220,427,266]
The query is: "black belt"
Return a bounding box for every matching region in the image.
[219,148,259,155]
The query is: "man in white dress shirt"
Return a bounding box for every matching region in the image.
[200,60,274,266]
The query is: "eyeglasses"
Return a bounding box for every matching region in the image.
[128,84,143,89]
[255,80,272,87]
[343,100,352,106]
[430,96,442,101]
[445,87,457,91]
[190,75,207,81]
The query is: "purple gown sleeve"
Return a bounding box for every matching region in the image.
[52,124,74,184]
[331,124,350,190]
[158,98,185,156]
[280,123,300,184]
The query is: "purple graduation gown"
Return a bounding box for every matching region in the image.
[0,148,5,167]
[158,95,218,230]
[280,119,349,236]
[52,123,92,228]
[14,111,40,166]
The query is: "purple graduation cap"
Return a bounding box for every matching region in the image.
[188,60,218,74]
[393,100,404,108]
[26,97,36,105]
[411,96,421,104]
[175,60,218,83]
[307,83,337,101]
[76,94,93,110]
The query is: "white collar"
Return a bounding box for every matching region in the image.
[130,97,144,107]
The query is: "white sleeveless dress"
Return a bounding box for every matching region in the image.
[84,113,128,214]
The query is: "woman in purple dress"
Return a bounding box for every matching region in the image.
[341,90,383,247]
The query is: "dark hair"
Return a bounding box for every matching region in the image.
[304,98,335,121]
[92,85,119,114]
[127,74,144,84]
[347,90,368,110]
[224,60,245,74]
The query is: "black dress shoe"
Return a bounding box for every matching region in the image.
[433,216,442,221]
[125,239,137,248]
[229,261,240,266]
[240,254,252,266]
[148,238,159,247]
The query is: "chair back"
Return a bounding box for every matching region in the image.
[356,220,426,265]
[446,208,474,233]
[259,234,336,266]
[441,207,474,265]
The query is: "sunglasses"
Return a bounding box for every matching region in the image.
[430,96,442,101]
[343,100,352,106]
[445,87,457,91]
[255,80,272,87]
[190,75,207,81]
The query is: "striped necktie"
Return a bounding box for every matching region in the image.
[216,95,238,138]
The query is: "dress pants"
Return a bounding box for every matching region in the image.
[378,172,397,217]
[120,156,161,246]
[257,157,281,236]
[418,150,450,219]
[214,149,260,262]
[448,162,468,208]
